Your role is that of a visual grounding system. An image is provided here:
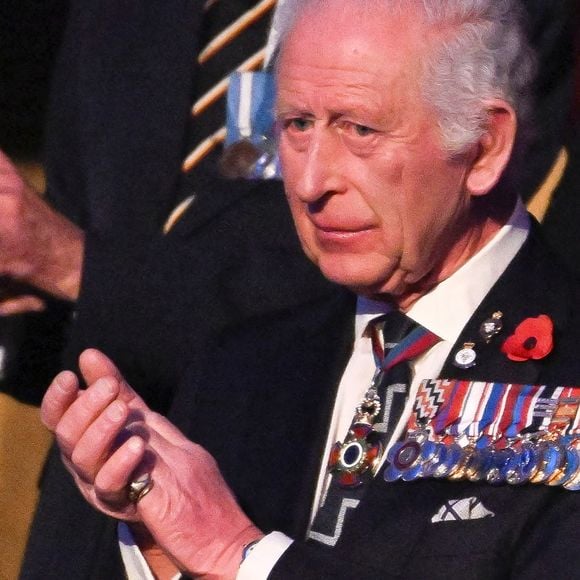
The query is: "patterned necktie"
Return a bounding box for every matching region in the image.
[308,310,440,547]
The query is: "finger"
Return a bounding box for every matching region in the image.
[79,348,125,385]
[0,151,24,193]
[70,399,130,482]
[0,295,46,315]
[41,371,81,430]
[54,376,120,458]
[94,436,148,506]
[0,149,16,173]
[79,349,148,410]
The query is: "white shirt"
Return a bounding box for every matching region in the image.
[121,201,530,579]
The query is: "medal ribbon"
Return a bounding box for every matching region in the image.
[546,387,580,437]
[569,393,580,436]
[503,384,536,440]
[521,385,556,435]
[494,384,521,446]
[481,383,514,444]
[448,381,487,439]
[412,379,452,428]
[474,382,506,448]
[536,386,564,435]
[466,382,494,439]
[381,326,440,372]
[432,380,471,442]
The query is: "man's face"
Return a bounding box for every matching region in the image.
[276,5,477,303]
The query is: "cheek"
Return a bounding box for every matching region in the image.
[359,161,405,248]
[397,159,469,272]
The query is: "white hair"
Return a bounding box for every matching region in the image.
[272,0,536,156]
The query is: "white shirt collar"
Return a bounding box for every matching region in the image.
[355,200,530,343]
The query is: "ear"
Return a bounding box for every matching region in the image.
[465,99,517,196]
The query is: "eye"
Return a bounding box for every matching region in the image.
[337,121,380,156]
[284,117,313,132]
[336,120,377,139]
[354,124,375,137]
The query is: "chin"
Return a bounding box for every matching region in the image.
[317,255,400,296]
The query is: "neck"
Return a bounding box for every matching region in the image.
[376,194,516,311]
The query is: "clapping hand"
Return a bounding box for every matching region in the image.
[41,349,263,579]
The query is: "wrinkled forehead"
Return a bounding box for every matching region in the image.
[277,0,407,43]
[275,2,430,100]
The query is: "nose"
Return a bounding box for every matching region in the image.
[297,129,347,203]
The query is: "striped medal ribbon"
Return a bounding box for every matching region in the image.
[386,380,580,491]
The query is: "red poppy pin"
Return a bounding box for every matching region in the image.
[501,314,554,362]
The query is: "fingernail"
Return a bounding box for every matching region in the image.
[56,374,76,394]
[90,378,115,402]
[106,401,125,422]
[128,437,143,453]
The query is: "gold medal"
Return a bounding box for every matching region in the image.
[479,311,503,343]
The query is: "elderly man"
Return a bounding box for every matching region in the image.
[41,0,580,578]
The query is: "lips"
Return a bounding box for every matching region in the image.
[309,216,374,234]
[317,224,369,234]
[312,222,375,248]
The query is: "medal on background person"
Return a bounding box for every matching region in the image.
[220,71,280,180]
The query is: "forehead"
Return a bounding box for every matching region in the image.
[276,3,428,108]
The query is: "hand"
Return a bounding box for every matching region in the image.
[42,349,263,579]
[0,280,46,315]
[0,150,84,306]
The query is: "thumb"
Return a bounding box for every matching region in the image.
[79,348,147,410]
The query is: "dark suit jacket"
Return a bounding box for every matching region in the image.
[2,0,202,403]
[177,224,580,579]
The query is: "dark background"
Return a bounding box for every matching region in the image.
[0,0,69,160]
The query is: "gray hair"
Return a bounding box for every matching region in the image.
[272,0,536,156]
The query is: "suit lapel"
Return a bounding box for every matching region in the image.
[440,224,571,385]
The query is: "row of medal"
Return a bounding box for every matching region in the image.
[384,379,580,491]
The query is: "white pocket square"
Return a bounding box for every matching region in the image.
[431,497,495,523]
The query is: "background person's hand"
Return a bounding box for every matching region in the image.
[0,150,85,310]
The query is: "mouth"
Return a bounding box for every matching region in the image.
[318,226,371,235]
[313,224,375,246]
[311,216,374,234]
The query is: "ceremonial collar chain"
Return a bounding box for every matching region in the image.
[328,315,440,488]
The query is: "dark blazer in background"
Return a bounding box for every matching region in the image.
[20,1,339,578]
[520,0,577,200]
[1,0,202,402]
